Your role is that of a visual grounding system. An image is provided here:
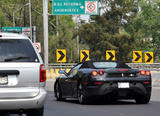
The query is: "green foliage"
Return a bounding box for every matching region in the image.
[0,10,5,28]
[125,0,160,62]
[49,16,78,63]
[79,0,138,62]
[1,0,160,63]
[0,0,77,63]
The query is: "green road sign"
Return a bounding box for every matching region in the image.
[2,27,31,37]
[52,0,99,15]
[2,27,22,33]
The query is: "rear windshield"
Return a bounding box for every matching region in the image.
[0,39,39,62]
[93,62,117,68]
[90,62,130,69]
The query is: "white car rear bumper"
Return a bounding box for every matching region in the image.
[0,88,47,110]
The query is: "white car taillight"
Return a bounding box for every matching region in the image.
[40,65,46,82]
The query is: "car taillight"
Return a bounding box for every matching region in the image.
[40,65,46,82]
[140,70,151,76]
[98,70,104,75]
[92,71,98,76]
[140,70,145,75]
[146,70,151,76]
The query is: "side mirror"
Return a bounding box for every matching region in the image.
[59,70,66,75]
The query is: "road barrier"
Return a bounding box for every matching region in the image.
[128,63,160,70]
[46,68,71,80]
[46,63,160,81]
[47,63,160,70]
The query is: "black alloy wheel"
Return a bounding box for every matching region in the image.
[77,84,88,104]
[55,83,65,101]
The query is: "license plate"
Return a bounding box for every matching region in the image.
[118,82,129,88]
[0,77,8,84]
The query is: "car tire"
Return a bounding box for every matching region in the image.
[135,94,151,104]
[78,84,88,104]
[55,82,65,101]
[26,106,44,116]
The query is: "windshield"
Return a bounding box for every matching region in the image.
[93,62,117,68]
[0,39,39,62]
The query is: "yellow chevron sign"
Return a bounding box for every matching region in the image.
[56,49,66,63]
[80,50,89,62]
[133,51,142,63]
[106,50,116,61]
[145,52,154,64]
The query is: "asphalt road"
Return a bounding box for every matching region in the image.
[8,87,160,116]
[8,71,160,116]
[44,88,160,116]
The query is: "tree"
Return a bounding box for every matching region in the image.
[125,0,160,62]
[0,0,78,63]
[49,16,78,63]
[79,0,138,62]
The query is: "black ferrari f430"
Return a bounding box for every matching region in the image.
[54,61,152,104]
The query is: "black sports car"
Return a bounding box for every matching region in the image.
[54,61,152,104]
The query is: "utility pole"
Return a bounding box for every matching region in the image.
[99,0,102,16]
[29,0,32,41]
[56,15,59,48]
[43,0,49,66]
[75,16,80,58]
[33,26,36,43]
[13,13,15,27]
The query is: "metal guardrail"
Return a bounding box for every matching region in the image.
[47,63,160,70]
[127,63,160,69]
[47,63,77,68]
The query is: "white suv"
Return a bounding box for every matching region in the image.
[0,33,47,116]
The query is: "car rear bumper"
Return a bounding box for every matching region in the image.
[0,87,47,110]
[83,81,151,98]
